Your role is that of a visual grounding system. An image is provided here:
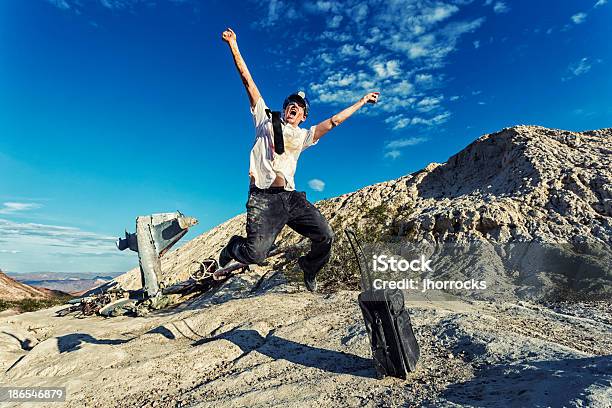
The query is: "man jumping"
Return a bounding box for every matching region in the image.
[219,27,379,292]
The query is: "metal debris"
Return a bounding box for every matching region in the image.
[57,212,198,318]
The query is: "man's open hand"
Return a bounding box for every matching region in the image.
[222,28,236,44]
[362,92,380,104]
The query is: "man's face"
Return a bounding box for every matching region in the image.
[283,101,306,126]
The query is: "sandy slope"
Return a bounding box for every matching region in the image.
[1,267,610,408]
[0,271,52,300]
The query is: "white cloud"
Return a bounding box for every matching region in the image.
[401,34,436,59]
[304,1,335,13]
[572,108,597,117]
[365,27,383,44]
[386,115,412,130]
[562,57,595,81]
[385,150,401,159]
[449,95,460,101]
[410,111,451,126]
[100,0,128,9]
[311,87,364,104]
[372,60,401,78]
[484,0,509,13]
[318,31,352,42]
[383,135,427,159]
[0,218,132,273]
[308,179,326,192]
[431,112,451,124]
[385,137,428,149]
[0,202,42,215]
[424,4,458,24]
[572,59,591,75]
[310,72,360,100]
[416,96,443,112]
[571,12,587,24]
[359,79,376,89]
[339,43,370,58]
[349,3,369,23]
[267,0,281,23]
[328,15,343,28]
[564,0,607,28]
[493,1,509,13]
[337,73,356,86]
[259,0,300,27]
[384,114,403,124]
[0,218,117,250]
[320,53,335,65]
[395,80,414,96]
[410,117,430,125]
[443,18,486,40]
[415,73,433,83]
[48,0,71,9]
[387,17,484,62]
[377,95,417,113]
[473,40,480,49]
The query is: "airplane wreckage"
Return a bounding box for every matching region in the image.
[56,212,294,318]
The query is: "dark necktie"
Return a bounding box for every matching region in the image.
[267,109,284,155]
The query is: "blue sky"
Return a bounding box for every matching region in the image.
[0,0,610,273]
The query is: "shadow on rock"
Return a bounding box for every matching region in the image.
[146,326,176,340]
[193,328,376,378]
[431,355,612,407]
[57,333,132,353]
[2,331,35,351]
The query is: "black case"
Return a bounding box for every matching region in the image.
[345,228,420,379]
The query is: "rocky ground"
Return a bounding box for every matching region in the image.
[1,266,610,408]
[0,125,610,407]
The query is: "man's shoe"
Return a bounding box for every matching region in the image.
[298,256,317,292]
[219,236,240,267]
[219,247,232,268]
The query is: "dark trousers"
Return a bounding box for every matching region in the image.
[224,186,334,275]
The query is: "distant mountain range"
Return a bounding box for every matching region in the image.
[5,271,123,296]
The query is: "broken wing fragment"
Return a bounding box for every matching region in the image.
[117,211,198,297]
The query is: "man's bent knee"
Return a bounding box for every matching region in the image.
[324,227,334,244]
[319,221,335,244]
[244,239,272,265]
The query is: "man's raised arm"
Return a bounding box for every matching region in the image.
[222,28,261,108]
[313,92,379,142]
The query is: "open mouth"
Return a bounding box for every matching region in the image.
[287,106,299,119]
